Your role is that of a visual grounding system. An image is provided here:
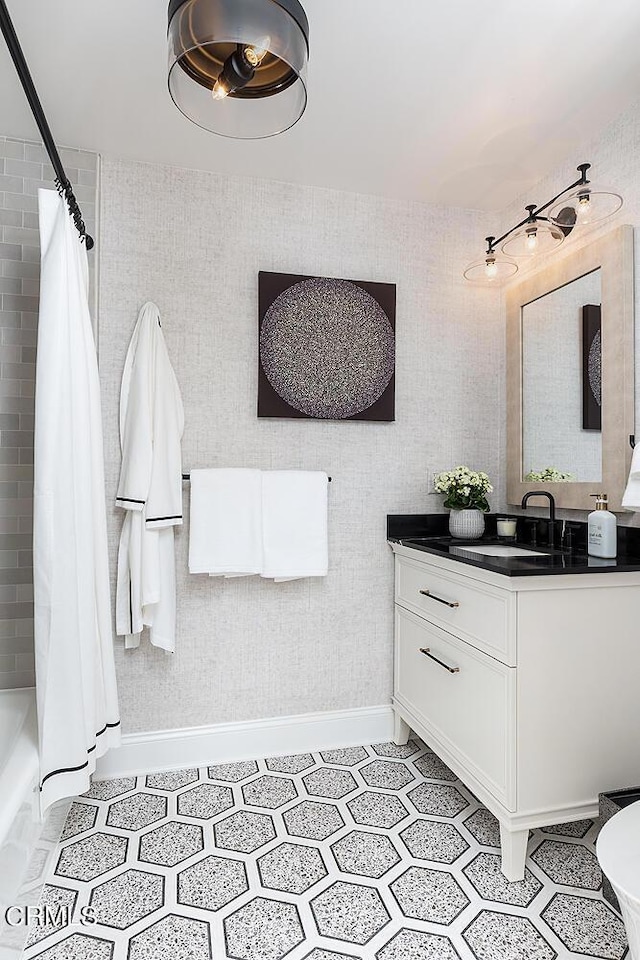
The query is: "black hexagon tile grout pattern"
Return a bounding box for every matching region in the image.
[23,741,628,960]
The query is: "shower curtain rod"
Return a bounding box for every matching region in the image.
[0,0,94,249]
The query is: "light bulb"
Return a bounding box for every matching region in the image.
[526,229,538,252]
[212,79,230,101]
[244,43,269,67]
[576,191,592,223]
[485,258,498,279]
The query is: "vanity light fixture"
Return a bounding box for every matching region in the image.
[500,205,565,259]
[463,240,519,283]
[547,164,623,229]
[463,163,623,284]
[167,0,310,139]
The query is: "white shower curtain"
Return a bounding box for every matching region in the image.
[34,189,120,815]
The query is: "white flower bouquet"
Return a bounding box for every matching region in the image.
[434,465,493,512]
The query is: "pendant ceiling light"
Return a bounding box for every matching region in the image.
[168,0,310,139]
[463,163,623,285]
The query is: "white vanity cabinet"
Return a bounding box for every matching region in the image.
[391,542,640,881]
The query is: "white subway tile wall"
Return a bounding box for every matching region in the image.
[0,136,98,690]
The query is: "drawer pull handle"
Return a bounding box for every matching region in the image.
[420,647,460,674]
[419,589,460,609]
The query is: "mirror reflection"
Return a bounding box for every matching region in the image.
[522,268,602,483]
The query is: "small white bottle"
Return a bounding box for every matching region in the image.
[587,493,617,558]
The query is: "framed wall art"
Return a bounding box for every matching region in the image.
[258,271,396,421]
[582,303,602,431]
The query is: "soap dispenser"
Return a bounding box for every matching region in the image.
[587,494,617,558]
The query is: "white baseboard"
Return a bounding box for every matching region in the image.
[95,704,395,780]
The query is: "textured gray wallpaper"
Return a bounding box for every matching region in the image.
[98,157,504,735]
[0,136,97,690]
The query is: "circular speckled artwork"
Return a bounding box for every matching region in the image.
[588,329,601,407]
[258,274,396,421]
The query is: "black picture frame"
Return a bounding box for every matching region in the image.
[582,303,602,431]
[258,271,396,422]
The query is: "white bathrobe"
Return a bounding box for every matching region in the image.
[115,302,184,652]
[34,190,120,815]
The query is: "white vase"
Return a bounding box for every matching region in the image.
[449,509,485,539]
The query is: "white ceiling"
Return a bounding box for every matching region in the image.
[2,0,640,210]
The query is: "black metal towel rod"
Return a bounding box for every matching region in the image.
[0,0,94,249]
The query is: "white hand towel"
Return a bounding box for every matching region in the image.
[261,471,329,580]
[622,445,640,510]
[189,469,263,575]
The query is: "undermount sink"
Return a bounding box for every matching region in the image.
[454,545,550,558]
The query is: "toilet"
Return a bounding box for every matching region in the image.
[597,799,640,960]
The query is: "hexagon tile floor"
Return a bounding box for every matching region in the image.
[21,740,628,960]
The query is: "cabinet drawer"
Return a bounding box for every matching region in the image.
[395,605,515,809]
[395,555,515,665]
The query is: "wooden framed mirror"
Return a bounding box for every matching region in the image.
[506,224,634,511]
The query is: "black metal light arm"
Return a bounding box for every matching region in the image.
[485,163,591,254]
[0,0,94,249]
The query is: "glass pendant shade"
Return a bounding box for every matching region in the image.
[463,254,518,283]
[547,186,623,229]
[501,220,565,258]
[168,0,309,139]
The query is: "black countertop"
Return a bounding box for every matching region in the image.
[387,514,640,578]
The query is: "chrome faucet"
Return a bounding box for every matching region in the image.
[521,490,556,548]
